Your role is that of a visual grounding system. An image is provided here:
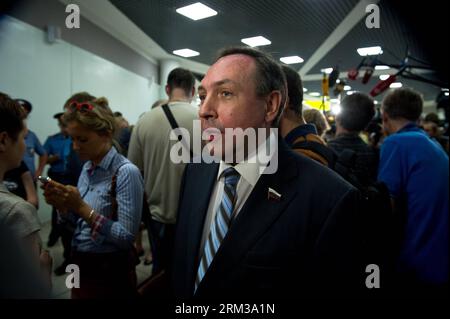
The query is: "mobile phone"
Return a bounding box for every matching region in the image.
[37,175,52,185]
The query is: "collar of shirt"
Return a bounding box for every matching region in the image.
[86,146,117,175]
[397,122,421,134]
[285,123,318,146]
[216,131,277,187]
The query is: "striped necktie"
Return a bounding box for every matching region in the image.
[195,167,240,291]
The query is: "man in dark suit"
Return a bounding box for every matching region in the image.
[172,47,364,299]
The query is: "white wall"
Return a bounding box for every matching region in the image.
[0,16,161,222]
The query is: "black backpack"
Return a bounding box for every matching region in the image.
[334,149,397,288]
[292,140,397,288]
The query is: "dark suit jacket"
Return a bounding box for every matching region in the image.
[172,139,364,299]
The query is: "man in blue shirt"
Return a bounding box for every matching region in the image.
[43,113,72,249]
[379,88,448,294]
[44,113,71,180]
[15,99,47,180]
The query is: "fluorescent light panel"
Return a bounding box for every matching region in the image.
[176,2,217,21]
[321,68,333,74]
[241,36,271,47]
[343,85,351,91]
[280,56,304,64]
[375,65,390,70]
[309,92,321,97]
[389,82,403,88]
[357,46,383,56]
[173,48,200,57]
[379,74,390,80]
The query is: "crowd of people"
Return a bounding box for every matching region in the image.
[0,46,448,299]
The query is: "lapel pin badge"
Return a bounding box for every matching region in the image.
[267,187,282,202]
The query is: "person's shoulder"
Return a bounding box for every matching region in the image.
[115,156,142,176]
[284,147,355,194]
[2,198,40,238]
[48,132,63,139]
[135,107,166,129]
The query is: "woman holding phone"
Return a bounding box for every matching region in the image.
[43,98,143,298]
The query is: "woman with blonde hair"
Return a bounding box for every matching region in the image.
[43,97,144,298]
[303,108,331,137]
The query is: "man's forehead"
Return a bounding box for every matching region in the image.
[201,54,255,88]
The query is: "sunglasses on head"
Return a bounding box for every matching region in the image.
[68,101,95,112]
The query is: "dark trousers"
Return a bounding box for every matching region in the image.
[48,171,73,259]
[148,218,175,275]
[48,171,70,242]
[60,225,74,262]
[49,207,60,241]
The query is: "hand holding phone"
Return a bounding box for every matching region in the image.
[37,175,52,185]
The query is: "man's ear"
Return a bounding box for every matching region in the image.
[264,90,283,124]
[165,85,170,97]
[381,109,389,123]
[0,131,9,152]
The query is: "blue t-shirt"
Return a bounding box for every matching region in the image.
[23,130,46,177]
[43,133,71,174]
[378,123,449,284]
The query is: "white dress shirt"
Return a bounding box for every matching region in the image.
[198,132,277,260]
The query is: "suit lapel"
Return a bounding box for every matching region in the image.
[197,141,300,293]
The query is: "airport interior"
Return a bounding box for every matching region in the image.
[0,0,448,309]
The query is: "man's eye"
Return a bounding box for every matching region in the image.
[220,91,232,98]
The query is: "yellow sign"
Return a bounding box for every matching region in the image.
[304,100,330,111]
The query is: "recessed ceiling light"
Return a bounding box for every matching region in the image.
[303,88,308,92]
[379,74,390,80]
[176,2,217,21]
[389,82,402,88]
[442,88,449,91]
[309,92,321,97]
[347,91,355,95]
[357,46,383,56]
[321,68,333,74]
[280,56,304,64]
[445,92,449,96]
[172,48,200,57]
[343,85,351,91]
[374,100,379,104]
[241,36,271,47]
[375,65,390,70]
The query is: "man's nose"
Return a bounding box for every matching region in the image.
[198,95,216,120]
